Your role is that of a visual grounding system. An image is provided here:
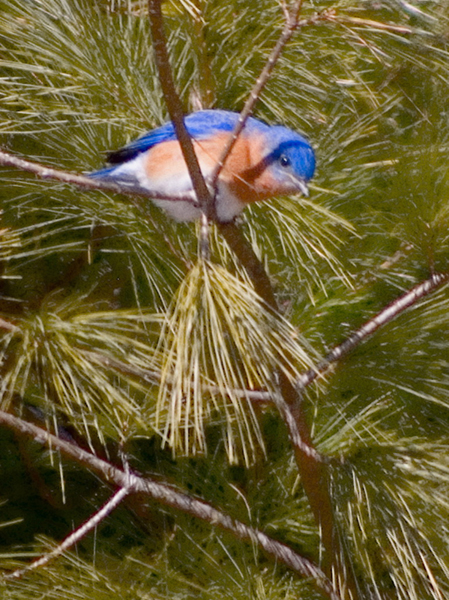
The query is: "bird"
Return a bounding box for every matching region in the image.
[89,109,315,222]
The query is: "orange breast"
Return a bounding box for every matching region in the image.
[143,132,271,205]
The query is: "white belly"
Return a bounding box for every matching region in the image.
[108,156,245,222]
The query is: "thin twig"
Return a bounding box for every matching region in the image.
[0,411,340,600]
[5,487,129,580]
[297,271,449,392]
[209,0,305,188]
[0,149,196,204]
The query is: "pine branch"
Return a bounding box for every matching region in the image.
[0,410,340,600]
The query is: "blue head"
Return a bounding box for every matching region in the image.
[263,126,315,196]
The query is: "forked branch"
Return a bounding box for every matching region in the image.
[0,410,340,600]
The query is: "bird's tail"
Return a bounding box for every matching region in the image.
[88,166,119,180]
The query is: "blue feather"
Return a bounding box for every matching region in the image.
[105,110,268,165]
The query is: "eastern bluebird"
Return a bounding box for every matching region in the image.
[90,109,315,222]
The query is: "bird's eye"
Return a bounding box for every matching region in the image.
[279,154,291,167]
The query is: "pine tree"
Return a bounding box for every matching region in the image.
[1,1,449,599]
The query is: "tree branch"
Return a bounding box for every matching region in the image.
[144,8,335,556]
[0,410,340,600]
[297,271,449,392]
[208,3,357,589]
[0,149,196,204]
[148,0,213,221]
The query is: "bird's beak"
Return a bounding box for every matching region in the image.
[295,178,309,197]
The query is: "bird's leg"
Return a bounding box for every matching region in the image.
[199,211,210,260]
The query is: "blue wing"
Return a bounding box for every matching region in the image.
[106,110,266,165]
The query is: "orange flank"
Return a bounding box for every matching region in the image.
[143,132,282,205]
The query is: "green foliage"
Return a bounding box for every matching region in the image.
[1,0,449,598]
[157,259,316,462]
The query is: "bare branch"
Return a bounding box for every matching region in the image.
[297,271,449,392]
[0,149,196,204]
[5,487,129,580]
[0,410,340,600]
